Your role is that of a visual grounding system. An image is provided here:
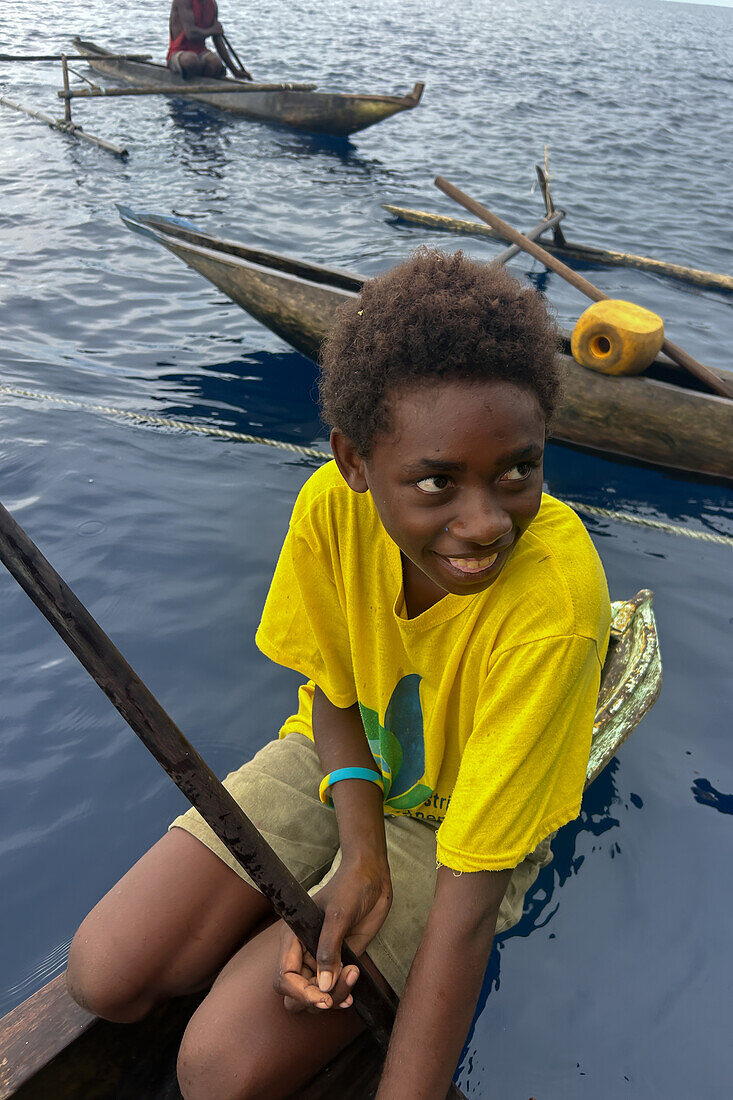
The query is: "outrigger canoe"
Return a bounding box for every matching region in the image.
[0,592,661,1100]
[117,207,733,483]
[72,39,424,137]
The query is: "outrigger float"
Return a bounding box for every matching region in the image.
[384,165,733,294]
[0,51,154,158]
[117,206,733,483]
[0,49,311,158]
[0,592,661,1100]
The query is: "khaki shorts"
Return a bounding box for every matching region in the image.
[171,733,553,995]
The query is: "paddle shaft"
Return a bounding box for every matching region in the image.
[221,31,245,69]
[212,32,248,79]
[435,176,733,400]
[0,503,471,1096]
[0,503,405,1045]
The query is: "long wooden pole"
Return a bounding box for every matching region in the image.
[434,176,733,400]
[0,53,152,61]
[0,500,466,1098]
[59,80,316,99]
[0,94,128,157]
[61,54,72,124]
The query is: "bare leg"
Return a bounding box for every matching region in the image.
[67,828,272,1023]
[177,921,365,1100]
[200,49,226,78]
[171,51,205,80]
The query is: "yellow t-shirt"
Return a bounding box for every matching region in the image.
[256,461,611,873]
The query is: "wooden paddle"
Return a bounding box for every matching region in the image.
[434,176,733,400]
[213,31,252,80]
[0,500,467,1099]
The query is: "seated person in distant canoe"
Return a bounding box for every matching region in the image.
[67,251,611,1100]
[167,0,251,80]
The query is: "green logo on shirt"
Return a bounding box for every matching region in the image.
[359,674,434,811]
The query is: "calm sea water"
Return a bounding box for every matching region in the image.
[1,0,732,1095]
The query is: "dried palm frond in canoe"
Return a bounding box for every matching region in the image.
[117,207,733,483]
[0,593,661,1100]
[72,38,424,137]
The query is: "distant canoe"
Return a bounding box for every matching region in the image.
[0,591,661,1100]
[381,204,733,293]
[72,38,424,137]
[117,208,733,483]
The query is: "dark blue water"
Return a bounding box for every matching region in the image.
[1,0,732,1095]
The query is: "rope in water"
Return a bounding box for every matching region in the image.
[1,383,731,548]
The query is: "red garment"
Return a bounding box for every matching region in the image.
[167,0,217,62]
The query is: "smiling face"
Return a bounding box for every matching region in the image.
[332,378,547,617]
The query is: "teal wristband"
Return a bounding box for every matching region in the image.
[319,767,384,807]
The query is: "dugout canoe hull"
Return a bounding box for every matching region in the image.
[72,39,424,136]
[117,208,733,483]
[0,593,661,1100]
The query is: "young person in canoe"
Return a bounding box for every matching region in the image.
[168,0,251,80]
[67,250,610,1100]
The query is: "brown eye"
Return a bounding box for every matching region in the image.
[416,475,451,494]
[501,463,534,483]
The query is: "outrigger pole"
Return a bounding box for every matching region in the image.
[0,500,468,1099]
[58,79,317,98]
[0,52,151,62]
[0,93,128,158]
[0,52,131,158]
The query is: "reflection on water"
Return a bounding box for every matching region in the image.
[166,99,232,177]
[268,129,388,177]
[692,778,733,816]
[165,94,388,178]
[543,441,733,536]
[459,758,631,1066]
[156,349,321,443]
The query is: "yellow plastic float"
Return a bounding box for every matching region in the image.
[571,300,665,376]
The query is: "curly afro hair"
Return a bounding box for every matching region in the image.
[318,248,563,456]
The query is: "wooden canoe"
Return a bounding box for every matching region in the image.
[72,39,424,137]
[0,592,661,1100]
[381,205,733,294]
[117,207,733,483]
